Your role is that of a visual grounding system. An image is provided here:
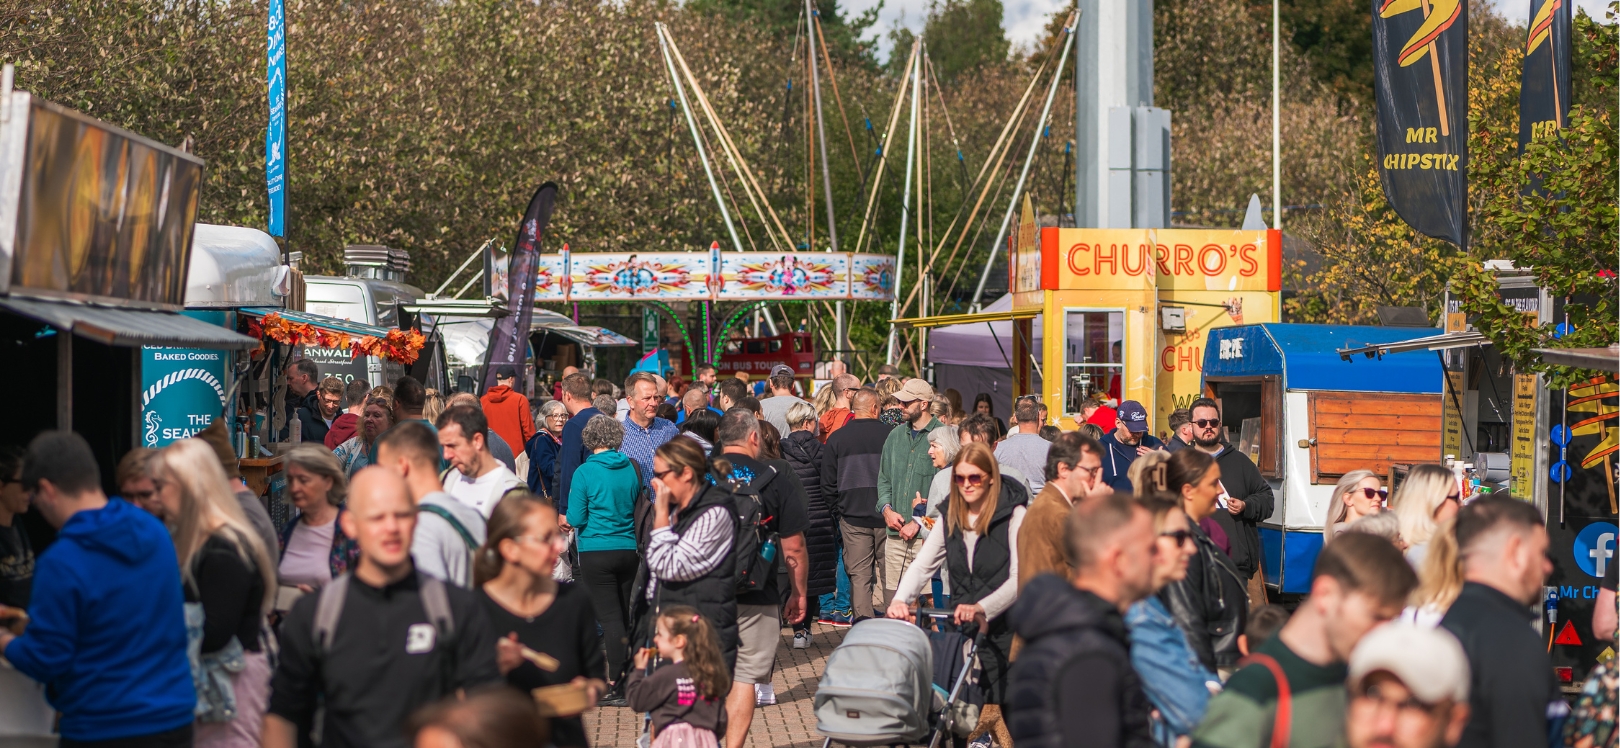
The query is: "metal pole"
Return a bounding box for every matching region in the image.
[1272,0,1282,231]
[806,0,847,353]
[431,239,492,298]
[887,43,921,364]
[657,23,744,253]
[970,13,1078,311]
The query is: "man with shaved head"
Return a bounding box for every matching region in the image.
[264,467,499,748]
[821,387,895,621]
[819,373,862,443]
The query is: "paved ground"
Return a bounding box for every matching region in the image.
[585,622,847,747]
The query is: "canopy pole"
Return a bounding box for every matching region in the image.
[657,23,743,254]
[969,12,1078,311]
[887,44,921,365]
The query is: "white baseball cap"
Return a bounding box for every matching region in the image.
[1348,622,1470,704]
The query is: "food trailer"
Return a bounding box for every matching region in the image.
[896,201,1283,433]
[0,74,260,490]
[296,246,425,389]
[1200,324,1445,593]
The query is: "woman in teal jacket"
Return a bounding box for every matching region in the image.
[565,415,641,699]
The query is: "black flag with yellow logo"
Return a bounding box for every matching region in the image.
[1373,0,1469,247]
[1517,0,1570,149]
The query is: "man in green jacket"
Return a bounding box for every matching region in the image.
[876,378,943,606]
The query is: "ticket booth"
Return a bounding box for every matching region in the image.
[1009,213,1284,432]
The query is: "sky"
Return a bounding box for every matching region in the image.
[852,0,1613,65]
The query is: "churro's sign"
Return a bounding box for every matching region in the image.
[1031,228,1282,292]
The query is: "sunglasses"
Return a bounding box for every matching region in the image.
[1159,529,1192,547]
[1193,418,1221,428]
[1360,487,1389,500]
[953,473,987,487]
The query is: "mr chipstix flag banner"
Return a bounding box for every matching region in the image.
[1518,0,1571,148]
[1373,0,1469,247]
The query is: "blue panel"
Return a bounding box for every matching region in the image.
[1261,526,1284,587]
[1203,324,1443,395]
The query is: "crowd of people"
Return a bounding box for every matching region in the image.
[0,357,1614,748]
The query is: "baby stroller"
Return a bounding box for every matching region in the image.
[814,609,985,748]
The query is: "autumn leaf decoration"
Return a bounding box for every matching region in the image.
[255,313,425,365]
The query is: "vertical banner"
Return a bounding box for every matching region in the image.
[642,307,660,353]
[265,0,286,237]
[1372,0,1469,246]
[482,182,558,394]
[1518,0,1571,148]
[1512,371,1539,499]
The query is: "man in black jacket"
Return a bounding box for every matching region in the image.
[1438,496,1558,748]
[1189,398,1274,598]
[1007,491,1156,748]
[264,467,499,748]
[820,389,893,622]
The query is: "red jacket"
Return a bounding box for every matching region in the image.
[324,412,360,449]
[481,386,535,454]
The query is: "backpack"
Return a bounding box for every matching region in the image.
[418,503,478,577]
[309,573,456,745]
[713,459,780,595]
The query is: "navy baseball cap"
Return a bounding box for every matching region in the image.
[1117,400,1149,433]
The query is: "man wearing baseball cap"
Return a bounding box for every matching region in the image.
[1098,400,1165,491]
[1343,622,1472,748]
[876,378,944,605]
[480,364,536,478]
[760,364,810,436]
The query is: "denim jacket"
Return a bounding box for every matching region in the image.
[1125,596,1220,746]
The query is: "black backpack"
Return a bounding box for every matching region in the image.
[713,459,780,595]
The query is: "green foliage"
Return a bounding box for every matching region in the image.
[1277,0,1375,112]
[888,0,1011,82]
[1457,7,1618,388]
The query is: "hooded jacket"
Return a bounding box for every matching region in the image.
[564,450,641,553]
[4,499,195,741]
[1006,573,1155,748]
[1204,442,1274,578]
[781,430,837,598]
[876,416,942,535]
[324,411,360,450]
[480,385,536,460]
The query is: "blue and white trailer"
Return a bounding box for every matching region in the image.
[1200,324,1445,594]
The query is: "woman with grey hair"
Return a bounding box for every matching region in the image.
[780,400,840,634]
[525,399,570,499]
[919,426,962,606]
[564,414,642,693]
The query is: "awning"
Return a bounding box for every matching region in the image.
[891,308,1040,330]
[1535,346,1620,372]
[1336,330,1489,360]
[0,296,259,350]
[535,323,637,347]
[240,307,392,338]
[403,298,508,319]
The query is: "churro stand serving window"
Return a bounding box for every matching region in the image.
[1064,310,1124,415]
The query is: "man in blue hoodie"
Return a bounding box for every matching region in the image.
[0,432,195,746]
[1098,400,1165,492]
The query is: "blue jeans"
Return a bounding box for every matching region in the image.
[820,545,852,615]
[930,577,949,609]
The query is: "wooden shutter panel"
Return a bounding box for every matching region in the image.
[1307,392,1442,484]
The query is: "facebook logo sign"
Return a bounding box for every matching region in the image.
[1574,521,1618,579]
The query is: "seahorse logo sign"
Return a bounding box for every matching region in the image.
[144,411,163,448]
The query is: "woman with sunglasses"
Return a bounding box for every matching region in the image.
[1324,469,1387,545]
[475,492,605,747]
[1125,491,1217,746]
[886,442,1030,741]
[1391,463,1461,570]
[1158,449,1249,675]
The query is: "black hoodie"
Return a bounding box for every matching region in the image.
[1005,574,1155,748]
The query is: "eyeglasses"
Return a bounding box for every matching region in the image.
[1360,487,1389,500]
[1073,464,1103,478]
[953,473,986,487]
[1193,418,1221,429]
[1159,529,1192,547]
[653,468,680,479]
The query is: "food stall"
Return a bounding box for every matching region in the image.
[0,74,260,491]
[436,308,636,393]
[895,202,1282,433]
[1200,324,1445,593]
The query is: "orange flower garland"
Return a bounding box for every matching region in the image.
[256,313,425,365]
